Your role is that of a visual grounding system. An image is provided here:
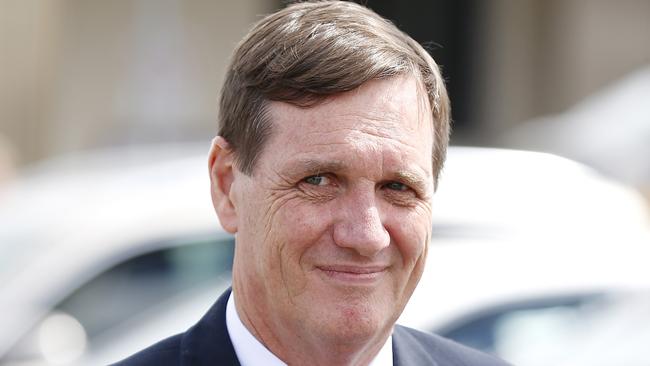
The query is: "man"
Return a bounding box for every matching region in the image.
[116,1,509,365]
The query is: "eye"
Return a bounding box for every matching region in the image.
[303,174,331,186]
[384,181,409,192]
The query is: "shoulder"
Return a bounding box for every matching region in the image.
[110,334,182,366]
[392,325,511,366]
[109,289,238,366]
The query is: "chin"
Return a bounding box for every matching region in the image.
[314,295,394,343]
[292,276,403,342]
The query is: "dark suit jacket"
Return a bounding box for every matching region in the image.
[113,289,510,365]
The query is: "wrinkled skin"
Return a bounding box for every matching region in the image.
[209,75,435,366]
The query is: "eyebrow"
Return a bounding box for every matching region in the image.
[393,170,430,195]
[285,158,347,176]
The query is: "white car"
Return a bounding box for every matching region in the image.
[0,145,648,365]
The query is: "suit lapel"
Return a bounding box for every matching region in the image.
[180,288,241,366]
[392,325,439,366]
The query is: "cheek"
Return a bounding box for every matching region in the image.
[389,212,430,308]
[265,201,335,296]
[271,200,334,252]
[266,199,334,273]
[386,209,431,268]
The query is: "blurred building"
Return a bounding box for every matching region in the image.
[1,0,278,166]
[1,0,649,178]
[501,66,650,201]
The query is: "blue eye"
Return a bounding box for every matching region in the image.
[385,181,408,191]
[304,175,329,186]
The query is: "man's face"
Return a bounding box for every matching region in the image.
[226,75,435,344]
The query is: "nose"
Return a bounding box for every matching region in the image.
[332,193,390,257]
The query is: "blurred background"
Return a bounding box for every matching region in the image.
[1,0,649,197]
[1,0,649,365]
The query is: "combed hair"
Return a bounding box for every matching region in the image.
[218,0,451,184]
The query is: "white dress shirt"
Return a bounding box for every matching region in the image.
[225,292,393,366]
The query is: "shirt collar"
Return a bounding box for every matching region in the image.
[225,291,393,366]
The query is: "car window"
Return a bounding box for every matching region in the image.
[3,235,234,364]
[436,294,602,355]
[435,292,650,366]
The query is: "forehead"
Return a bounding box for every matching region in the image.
[267,76,433,154]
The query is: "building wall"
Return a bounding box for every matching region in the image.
[1,0,278,167]
[476,0,650,135]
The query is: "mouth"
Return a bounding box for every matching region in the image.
[316,265,388,284]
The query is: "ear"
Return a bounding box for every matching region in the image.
[208,136,238,234]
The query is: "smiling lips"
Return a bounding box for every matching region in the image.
[317,265,388,284]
